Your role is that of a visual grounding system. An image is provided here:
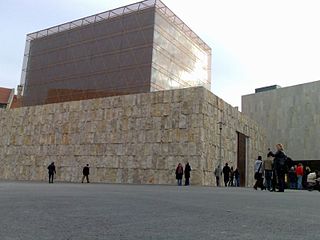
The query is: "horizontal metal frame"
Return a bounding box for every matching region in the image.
[27,0,156,40]
[26,0,210,52]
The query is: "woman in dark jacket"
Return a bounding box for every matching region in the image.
[175,163,183,186]
[271,144,287,192]
[184,163,191,186]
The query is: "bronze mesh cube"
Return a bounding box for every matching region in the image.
[20,0,211,106]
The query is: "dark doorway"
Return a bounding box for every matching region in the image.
[237,132,247,187]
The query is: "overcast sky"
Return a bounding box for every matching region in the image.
[1,0,320,108]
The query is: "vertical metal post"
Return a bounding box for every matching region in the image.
[218,121,223,168]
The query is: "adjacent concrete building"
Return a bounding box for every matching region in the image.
[242,80,320,161]
[0,87,265,186]
[21,0,211,107]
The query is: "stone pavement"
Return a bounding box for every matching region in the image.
[0,181,319,240]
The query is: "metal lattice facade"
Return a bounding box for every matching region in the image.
[21,0,211,106]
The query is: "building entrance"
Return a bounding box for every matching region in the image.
[237,132,247,187]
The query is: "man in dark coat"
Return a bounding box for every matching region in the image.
[223,163,231,187]
[270,144,287,192]
[48,162,56,183]
[184,163,191,186]
[82,164,90,183]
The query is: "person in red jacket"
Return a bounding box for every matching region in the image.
[296,163,304,190]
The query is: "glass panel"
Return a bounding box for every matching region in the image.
[151,10,211,91]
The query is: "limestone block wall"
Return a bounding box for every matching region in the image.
[0,87,265,186]
[201,89,266,186]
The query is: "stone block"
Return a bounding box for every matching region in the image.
[163,90,173,103]
[151,104,162,117]
[179,114,187,129]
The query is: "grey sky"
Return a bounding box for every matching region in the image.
[1,0,320,108]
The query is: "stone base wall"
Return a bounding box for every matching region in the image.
[0,87,265,186]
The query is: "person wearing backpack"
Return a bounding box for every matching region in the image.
[253,156,264,190]
[271,144,287,192]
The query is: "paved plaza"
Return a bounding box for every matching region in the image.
[0,181,319,240]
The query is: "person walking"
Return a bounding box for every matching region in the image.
[296,163,304,190]
[184,162,191,186]
[48,162,56,183]
[234,168,240,187]
[82,164,90,183]
[214,165,222,187]
[263,152,273,191]
[253,156,264,190]
[270,144,287,192]
[288,166,297,189]
[175,163,183,186]
[223,163,231,187]
[229,167,234,187]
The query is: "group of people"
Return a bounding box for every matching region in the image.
[253,143,318,192]
[175,162,191,186]
[176,162,241,187]
[288,164,309,190]
[254,144,289,192]
[49,145,317,191]
[47,162,90,184]
[214,164,240,187]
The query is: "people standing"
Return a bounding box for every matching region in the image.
[214,165,222,187]
[229,167,234,187]
[48,162,56,184]
[263,152,273,191]
[234,168,240,187]
[175,163,183,186]
[253,156,264,190]
[184,162,191,186]
[223,163,231,187]
[82,164,90,183]
[270,144,287,192]
[296,163,304,190]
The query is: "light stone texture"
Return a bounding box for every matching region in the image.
[0,87,265,186]
[242,81,320,161]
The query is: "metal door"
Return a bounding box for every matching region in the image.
[237,132,247,187]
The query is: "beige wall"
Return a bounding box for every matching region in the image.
[0,87,265,186]
[242,80,320,161]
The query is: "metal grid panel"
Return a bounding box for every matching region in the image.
[22,8,155,106]
[26,0,157,41]
[20,0,211,106]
